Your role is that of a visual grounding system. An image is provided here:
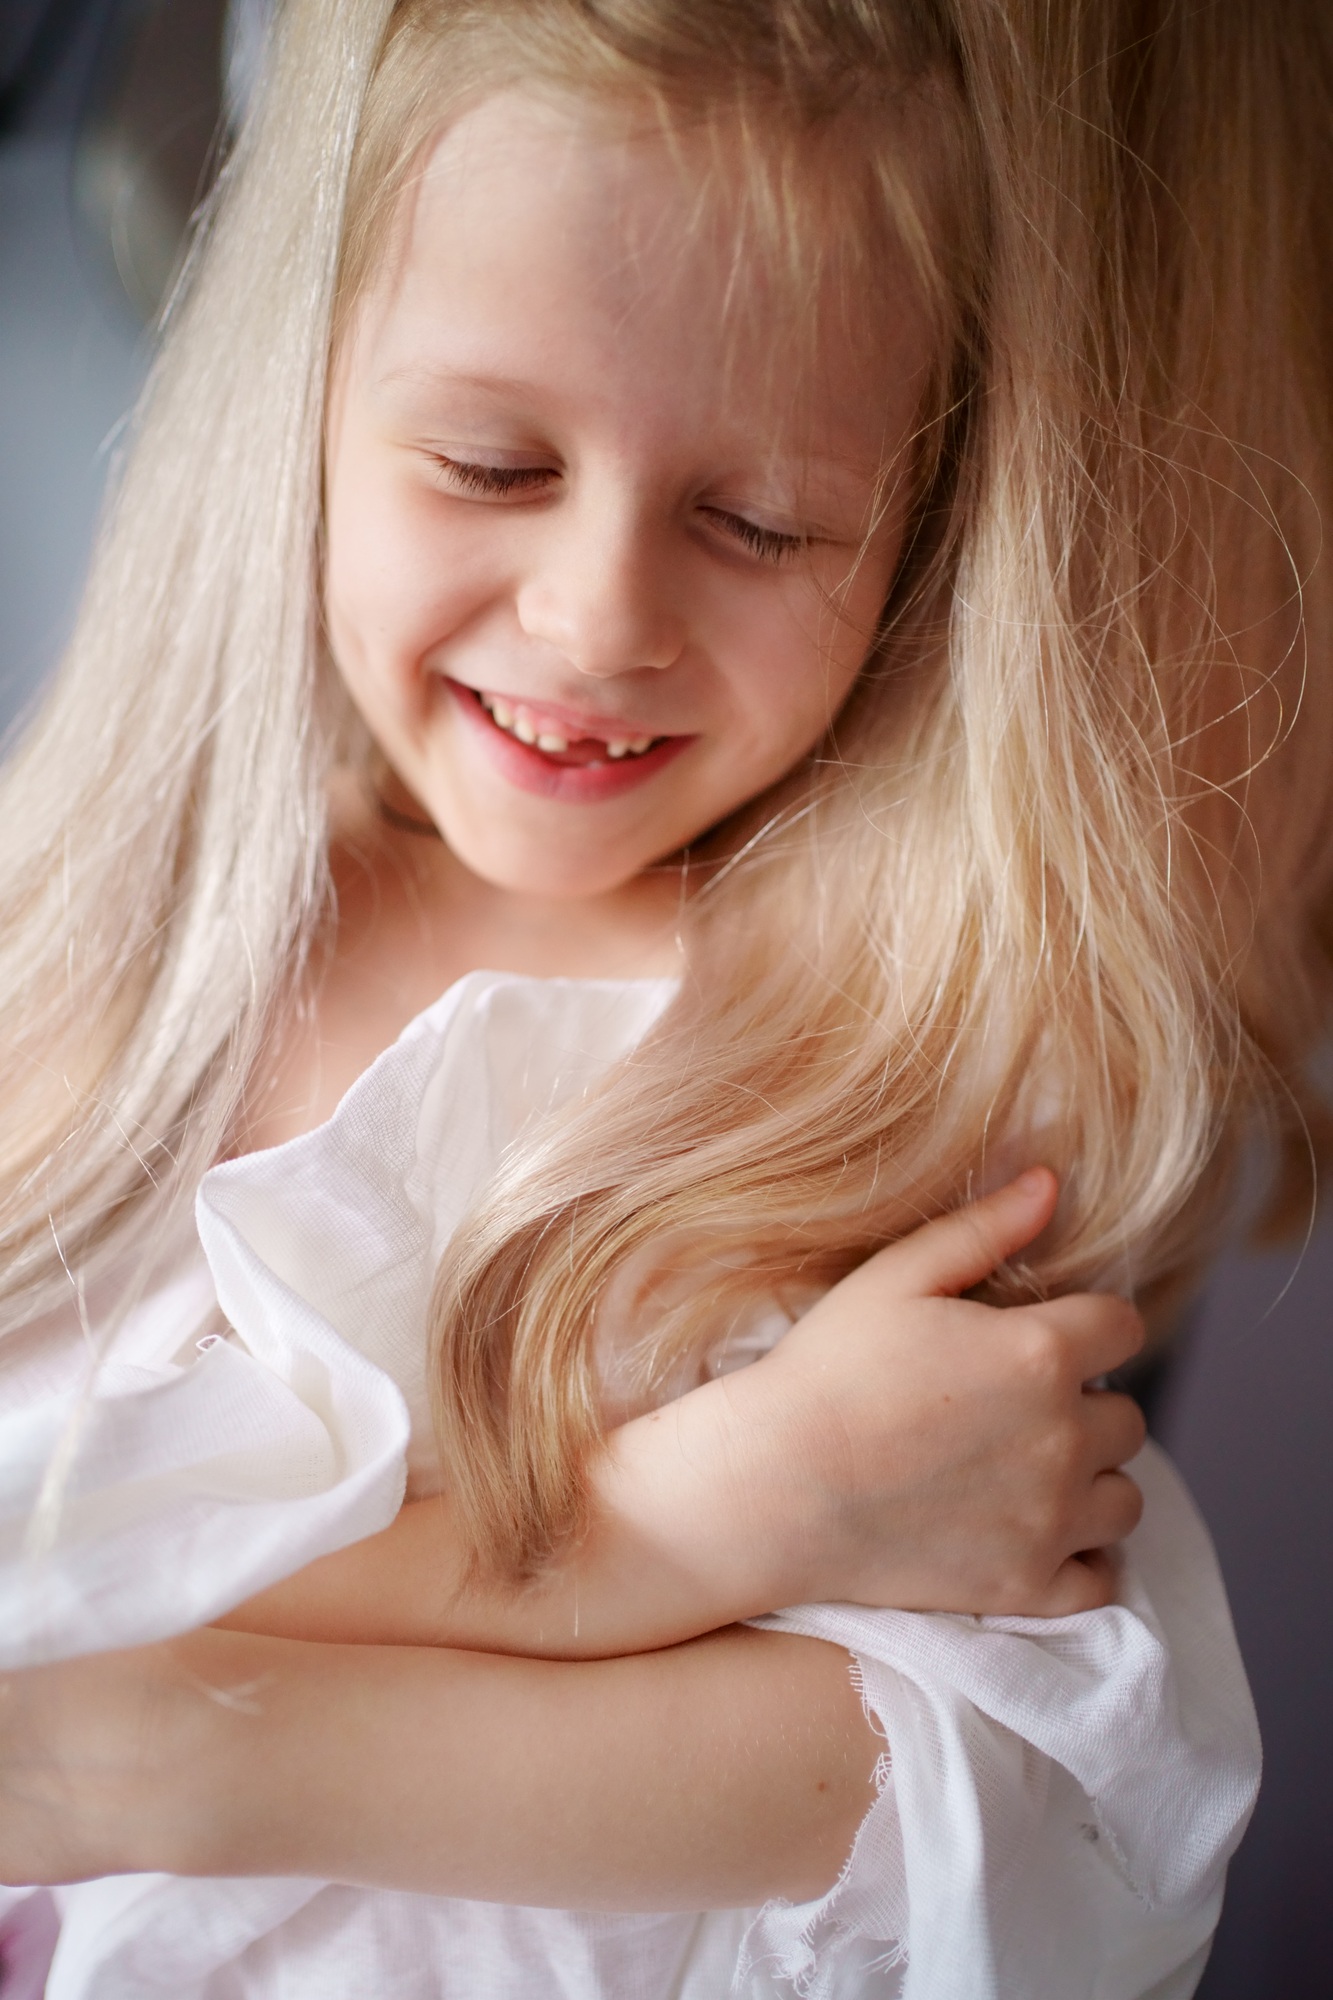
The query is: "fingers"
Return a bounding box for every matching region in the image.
[1016,1471,1141,1618]
[1032,1292,1146,1378]
[879,1168,1060,1298]
[1028,1548,1120,1617]
[1079,1386,1147,1471]
[967,1465,1142,1618]
[1077,1466,1145,1547]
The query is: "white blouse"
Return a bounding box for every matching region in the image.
[0,971,1260,2000]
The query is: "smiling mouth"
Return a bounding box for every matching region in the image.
[471,687,668,768]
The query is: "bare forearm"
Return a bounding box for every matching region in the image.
[126,1625,877,1908]
[217,1496,753,1659]
[219,1377,798,1660]
[219,1175,1150,1660]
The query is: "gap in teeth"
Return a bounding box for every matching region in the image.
[479,691,654,758]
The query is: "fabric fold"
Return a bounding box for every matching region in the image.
[742,1447,1259,1998]
[0,970,1260,1999]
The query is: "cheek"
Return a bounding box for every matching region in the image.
[326,464,468,682]
[724,574,882,765]
[772,543,898,739]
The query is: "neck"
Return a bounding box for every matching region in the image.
[240,780,685,1156]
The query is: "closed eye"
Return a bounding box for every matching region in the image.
[701,508,805,564]
[433,458,805,562]
[433,457,556,497]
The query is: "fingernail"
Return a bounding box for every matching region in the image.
[1014,1167,1051,1197]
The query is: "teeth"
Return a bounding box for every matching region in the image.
[479,690,658,759]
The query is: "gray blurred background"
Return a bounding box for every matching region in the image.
[1,2,1330,1990]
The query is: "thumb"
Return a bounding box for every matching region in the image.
[878,1168,1059,1299]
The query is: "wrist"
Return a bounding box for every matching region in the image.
[598,1360,817,1630]
[718,1349,847,1609]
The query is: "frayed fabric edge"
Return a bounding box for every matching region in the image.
[731,1650,908,1997]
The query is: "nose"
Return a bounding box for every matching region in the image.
[514,494,686,678]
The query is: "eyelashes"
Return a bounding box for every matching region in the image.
[701,510,804,564]
[431,456,806,565]
[435,458,550,497]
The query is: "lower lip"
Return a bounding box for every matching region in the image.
[445,681,692,802]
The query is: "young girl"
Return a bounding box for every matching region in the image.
[0,0,1328,1993]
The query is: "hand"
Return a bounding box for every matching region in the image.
[225,1170,1143,1660]
[728,1168,1146,1617]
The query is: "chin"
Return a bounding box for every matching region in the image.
[445,831,646,904]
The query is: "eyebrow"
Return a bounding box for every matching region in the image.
[375,364,547,402]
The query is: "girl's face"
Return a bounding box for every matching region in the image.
[325,90,933,903]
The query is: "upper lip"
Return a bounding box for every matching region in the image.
[450,679,684,744]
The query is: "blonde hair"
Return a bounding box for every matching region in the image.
[1,1,1330,1575]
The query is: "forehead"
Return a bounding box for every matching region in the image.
[351,88,931,469]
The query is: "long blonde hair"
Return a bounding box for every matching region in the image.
[2,1,1330,1575]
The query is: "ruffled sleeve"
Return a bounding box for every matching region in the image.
[0,971,674,1670]
[738,1443,1260,2000]
[0,1244,410,1669]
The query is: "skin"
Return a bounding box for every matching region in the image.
[0,1177,1145,1902]
[0,92,1147,1908]
[221,1173,1145,1660]
[322,91,920,904]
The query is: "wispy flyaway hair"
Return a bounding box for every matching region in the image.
[1,0,1330,1576]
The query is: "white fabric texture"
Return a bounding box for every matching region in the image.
[0,971,1260,1998]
